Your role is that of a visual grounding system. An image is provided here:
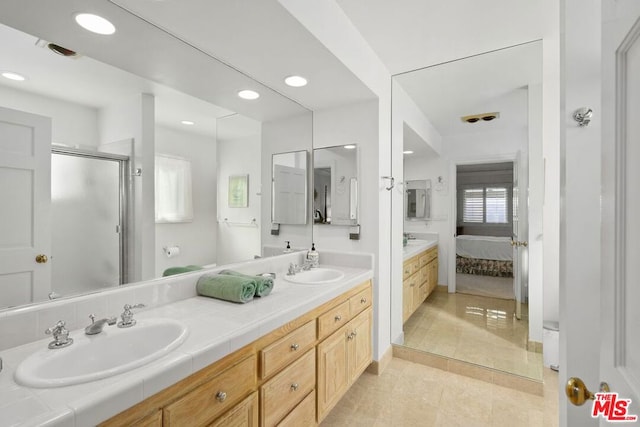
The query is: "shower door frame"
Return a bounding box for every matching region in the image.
[52,147,130,285]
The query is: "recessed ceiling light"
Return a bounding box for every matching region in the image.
[1,71,26,81]
[344,145,356,149]
[237,89,260,100]
[75,13,116,35]
[181,120,195,125]
[403,150,414,154]
[284,75,308,87]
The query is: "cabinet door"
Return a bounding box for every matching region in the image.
[209,392,258,427]
[402,276,414,323]
[317,325,349,420]
[348,308,373,383]
[277,390,316,427]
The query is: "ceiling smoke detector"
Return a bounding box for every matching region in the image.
[461,112,500,124]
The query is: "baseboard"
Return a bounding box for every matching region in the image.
[527,340,543,353]
[366,345,393,375]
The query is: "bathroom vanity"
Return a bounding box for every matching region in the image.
[402,241,438,323]
[0,251,374,426]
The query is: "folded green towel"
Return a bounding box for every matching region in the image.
[196,274,257,303]
[219,269,274,297]
[163,265,203,277]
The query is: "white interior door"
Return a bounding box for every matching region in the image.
[599,0,640,422]
[0,106,51,307]
[512,157,522,320]
[273,164,306,225]
[564,1,640,425]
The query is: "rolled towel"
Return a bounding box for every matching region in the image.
[163,265,203,277]
[219,269,274,297]
[196,274,257,303]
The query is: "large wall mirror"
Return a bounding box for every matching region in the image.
[392,41,543,381]
[312,145,359,226]
[0,2,312,311]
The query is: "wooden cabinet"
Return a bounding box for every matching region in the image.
[403,245,438,323]
[317,308,373,422]
[164,355,257,426]
[209,392,258,427]
[100,280,373,427]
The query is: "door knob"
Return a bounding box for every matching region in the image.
[35,254,48,264]
[566,377,610,406]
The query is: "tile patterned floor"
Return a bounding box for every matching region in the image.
[402,291,543,380]
[320,358,559,427]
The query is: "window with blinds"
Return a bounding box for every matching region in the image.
[462,187,509,224]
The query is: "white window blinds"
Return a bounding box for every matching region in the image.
[462,187,509,224]
[463,188,484,223]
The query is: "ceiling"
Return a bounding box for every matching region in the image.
[0,0,547,143]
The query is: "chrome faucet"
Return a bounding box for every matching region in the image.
[45,320,73,349]
[287,261,312,276]
[118,303,146,328]
[85,314,117,335]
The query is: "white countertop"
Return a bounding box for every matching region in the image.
[0,265,373,427]
[402,239,438,260]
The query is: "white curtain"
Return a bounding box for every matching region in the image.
[155,154,193,222]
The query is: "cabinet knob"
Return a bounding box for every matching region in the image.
[347,332,355,340]
[360,297,367,304]
[290,383,299,391]
[335,315,342,322]
[215,391,227,402]
[290,343,299,351]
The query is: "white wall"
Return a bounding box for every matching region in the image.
[99,94,156,283]
[0,85,99,147]
[278,0,392,362]
[217,133,262,265]
[312,100,378,253]
[261,112,314,253]
[155,126,218,276]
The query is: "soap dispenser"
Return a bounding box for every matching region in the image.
[307,243,319,268]
[283,241,292,253]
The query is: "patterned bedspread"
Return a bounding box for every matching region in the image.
[456,255,513,277]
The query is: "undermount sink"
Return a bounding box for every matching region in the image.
[15,318,188,388]
[283,267,345,285]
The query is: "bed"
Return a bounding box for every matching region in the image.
[455,235,513,277]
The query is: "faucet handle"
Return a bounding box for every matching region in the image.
[45,320,73,349]
[118,303,146,328]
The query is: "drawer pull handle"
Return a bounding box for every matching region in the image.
[290,383,299,391]
[290,343,299,351]
[360,297,367,304]
[215,391,227,402]
[335,315,342,322]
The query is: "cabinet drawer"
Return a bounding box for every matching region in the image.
[208,391,258,427]
[402,257,418,279]
[164,355,256,426]
[260,349,316,427]
[419,265,428,283]
[277,389,316,427]
[318,300,350,340]
[349,286,372,317]
[426,247,438,263]
[260,320,316,379]
[419,252,429,268]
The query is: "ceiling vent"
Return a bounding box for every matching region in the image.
[461,112,500,124]
[35,39,81,58]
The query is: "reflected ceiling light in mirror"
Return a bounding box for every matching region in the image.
[1,71,26,81]
[284,75,308,87]
[181,120,195,125]
[74,13,116,35]
[237,89,260,100]
[343,144,356,149]
[403,150,414,154]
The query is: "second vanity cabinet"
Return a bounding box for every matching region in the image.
[100,280,372,427]
[403,245,438,323]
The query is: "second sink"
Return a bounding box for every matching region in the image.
[284,268,345,285]
[15,318,188,388]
